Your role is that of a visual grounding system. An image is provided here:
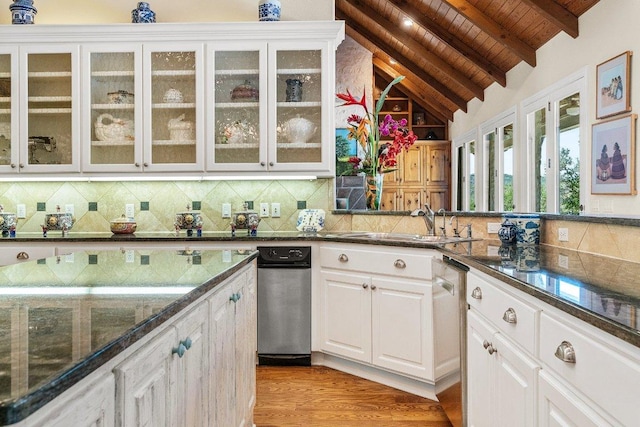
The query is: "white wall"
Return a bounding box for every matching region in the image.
[0,0,334,24]
[450,0,640,216]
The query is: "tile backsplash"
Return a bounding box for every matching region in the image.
[0,179,337,234]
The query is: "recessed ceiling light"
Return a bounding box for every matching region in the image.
[403,18,413,27]
[389,58,397,65]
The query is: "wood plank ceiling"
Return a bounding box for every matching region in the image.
[336,0,600,122]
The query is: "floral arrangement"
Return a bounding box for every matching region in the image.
[337,76,417,209]
[337,75,417,176]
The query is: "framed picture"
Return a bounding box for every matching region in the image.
[592,114,637,195]
[335,128,357,176]
[596,51,632,119]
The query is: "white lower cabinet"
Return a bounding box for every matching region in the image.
[467,310,539,427]
[319,244,452,382]
[114,301,209,427]
[467,267,640,427]
[208,268,256,427]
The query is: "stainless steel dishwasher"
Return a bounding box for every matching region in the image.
[257,246,311,366]
[433,255,469,427]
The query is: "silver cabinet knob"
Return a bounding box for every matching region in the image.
[554,340,576,363]
[502,307,517,324]
[487,344,497,355]
[19,163,24,168]
[471,286,482,299]
[393,259,406,269]
[260,162,266,166]
[135,162,140,167]
[143,162,148,167]
[17,251,29,260]
[10,163,15,169]
[269,162,274,166]
[362,283,368,289]
[371,284,377,290]
[338,253,348,263]
[483,340,490,349]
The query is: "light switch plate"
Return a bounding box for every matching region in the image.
[125,204,135,218]
[222,203,231,218]
[16,204,26,218]
[260,202,269,217]
[65,204,74,215]
[558,228,569,242]
[271,203,281,217]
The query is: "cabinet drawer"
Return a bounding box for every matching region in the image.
[319,244,433,280]
[467,271,539,354]
[539,311,640,426]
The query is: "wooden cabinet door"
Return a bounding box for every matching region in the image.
[114,327,177,427]
[371,276,433,379]
[319,270,372,363]
[425,187,449,211]
[400,188,424,211]
[380,187,400,210]
[426,143,450,186]
[209,282,238,427]
[174,302,209,427]
[233,271,256,427]
[402,145,426,186]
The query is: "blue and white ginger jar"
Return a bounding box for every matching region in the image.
[132,2,156,23]
[258,0,281,22]
[9,0,37,25]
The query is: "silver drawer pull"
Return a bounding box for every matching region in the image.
[554,341,576,363]
[471,286,482,299]
[502,307,517,324]
[17,251,29,260]
[394,259,406,269]
[338,253,348,262]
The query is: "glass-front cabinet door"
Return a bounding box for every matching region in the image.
[20,46,80,173]
[144,44,203,172]
[83,46,142,172]
[0,49,16,173]
[270,43,328,172]
[209,43,266,171]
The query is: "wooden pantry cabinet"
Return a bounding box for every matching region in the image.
[0,22,344,177]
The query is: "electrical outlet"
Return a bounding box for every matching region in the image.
[65,204,74,215]
[16,204,26,218]
[487,222,502,233]
[558,254,569,269]
[260,202,269,217]
[558,228,569,242]
[271,203,281,218]
[125,204,135,218]
[222,203,231,218]
[124,250,135,263]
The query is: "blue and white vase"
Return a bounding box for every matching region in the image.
[258,0,281,22]
[9,0,37,25]
[131,2,156,23]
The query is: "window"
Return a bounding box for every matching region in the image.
[480,108,516,211]
[523,73,585,214]
[453,130,476,211]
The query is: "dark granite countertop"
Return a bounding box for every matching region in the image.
[0,248,257,425]
[439,240,640,348]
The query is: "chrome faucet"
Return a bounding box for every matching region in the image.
[449,215,460,237]
[437,208,446,236]
[410,203,436,235]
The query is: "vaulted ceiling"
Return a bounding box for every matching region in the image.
[336,0,600,123]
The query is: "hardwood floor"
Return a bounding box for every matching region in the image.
[254,366,453,427]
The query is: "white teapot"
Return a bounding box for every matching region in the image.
[95,114,134,142]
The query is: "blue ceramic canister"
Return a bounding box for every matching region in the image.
[9,0,37,25]
[503,213,541,245]
[132,2,156,23]
[258,0,281,21]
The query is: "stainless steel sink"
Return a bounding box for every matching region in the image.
[324,232,475,244]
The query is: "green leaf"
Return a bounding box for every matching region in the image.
[375,76,405,115]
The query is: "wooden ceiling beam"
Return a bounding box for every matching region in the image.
[442,0,537,66]
[373,57,453,122]
[337,8,468,112]
[519,0,579,38]
[341,0,484,100]
[386,0,507,87]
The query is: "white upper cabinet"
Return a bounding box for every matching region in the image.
[0,22,344,177]
[0,45,81,174]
